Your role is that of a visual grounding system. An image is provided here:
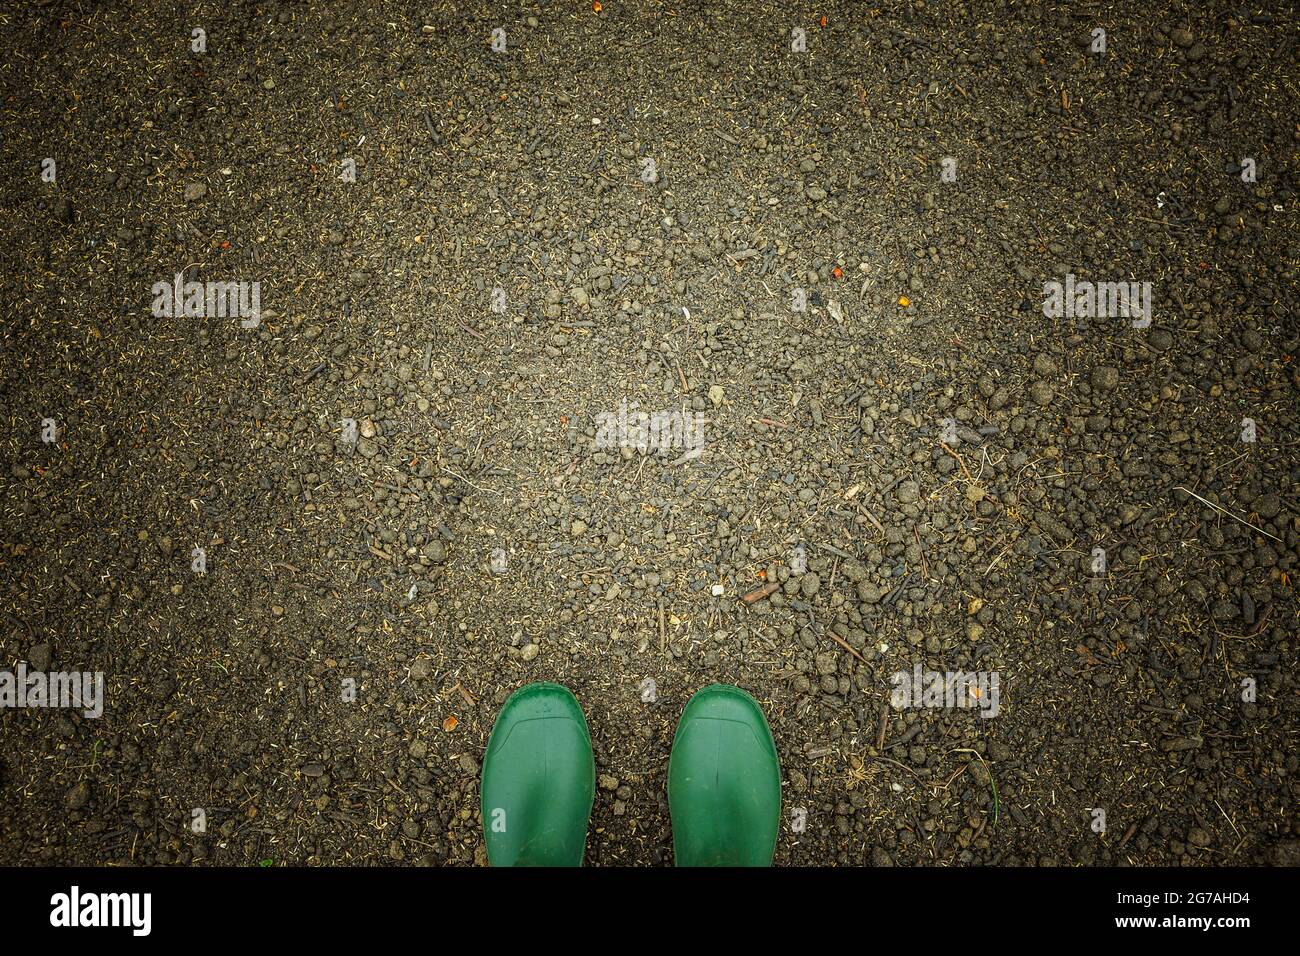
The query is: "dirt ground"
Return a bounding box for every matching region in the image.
[1,0,1297,866]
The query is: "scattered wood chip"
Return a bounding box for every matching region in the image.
[741,582,780,604]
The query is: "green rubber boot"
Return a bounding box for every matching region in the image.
[480,682,595,867]
[668,684,782,867]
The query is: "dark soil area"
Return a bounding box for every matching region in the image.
[1,0,1297,866]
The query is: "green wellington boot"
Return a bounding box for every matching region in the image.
[667,684,782,867]
[480,682,595,867]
